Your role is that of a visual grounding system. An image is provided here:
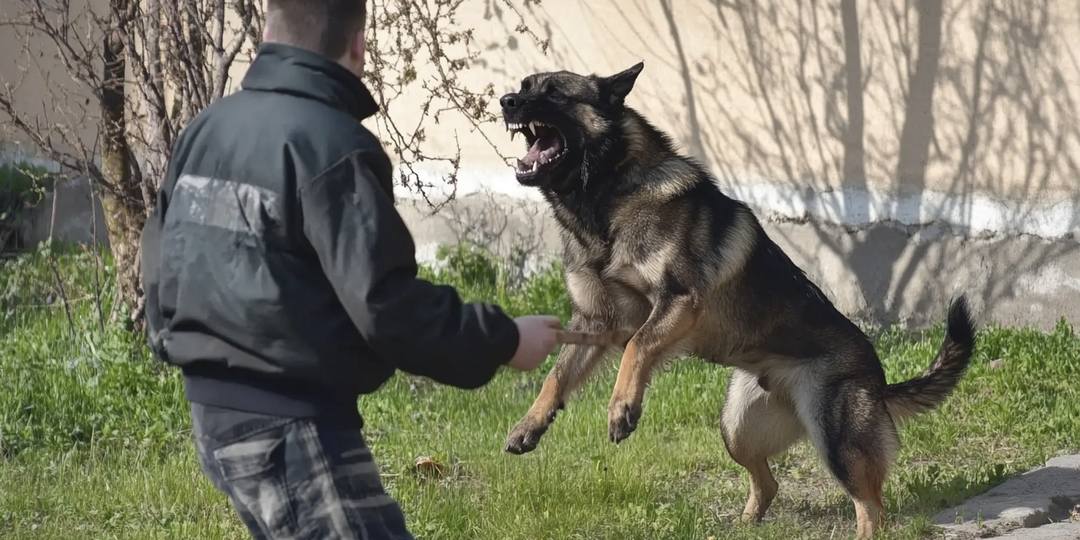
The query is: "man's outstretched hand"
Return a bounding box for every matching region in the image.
[507,315,563,371]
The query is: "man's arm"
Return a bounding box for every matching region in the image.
[298,150,520,389]
[140,148,182,364]
[140,206,166,361]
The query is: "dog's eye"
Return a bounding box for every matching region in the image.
[546,87,568,103]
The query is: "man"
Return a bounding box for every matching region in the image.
[138,0,563,538]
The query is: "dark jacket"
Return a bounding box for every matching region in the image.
[139,43,521,426]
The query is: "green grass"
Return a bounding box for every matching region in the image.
[2,240,1079,539]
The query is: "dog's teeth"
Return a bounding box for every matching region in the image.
[529,120,540,135]
[510,130,516,142]
[531,161,538,173]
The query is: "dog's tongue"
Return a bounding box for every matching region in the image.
[521,131,563,169]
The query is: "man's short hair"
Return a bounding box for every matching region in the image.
[264,0,368,59]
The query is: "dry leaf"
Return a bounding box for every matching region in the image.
[412,455,448,479]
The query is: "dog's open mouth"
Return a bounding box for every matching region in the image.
[507,120,567,179]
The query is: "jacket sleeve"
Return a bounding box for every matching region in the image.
[298,150,521,389]
[140,168,173,364]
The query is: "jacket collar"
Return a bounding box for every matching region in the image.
[240,42,379,122]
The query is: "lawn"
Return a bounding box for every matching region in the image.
[2,241,1079,540]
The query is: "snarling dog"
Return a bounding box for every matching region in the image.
[497,62,977,539]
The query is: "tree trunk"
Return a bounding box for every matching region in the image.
[102,0,146,330]
[101,195,146,328]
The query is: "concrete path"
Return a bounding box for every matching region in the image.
[932,454,1080,539]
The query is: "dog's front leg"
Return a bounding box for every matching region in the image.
[504,313,616,455]
[607,295,699,444]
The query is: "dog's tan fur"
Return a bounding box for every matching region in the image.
[498,62,977,539]
[554,329,632,347]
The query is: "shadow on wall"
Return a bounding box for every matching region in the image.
[481,0,1080,328]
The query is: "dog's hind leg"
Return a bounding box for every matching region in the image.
[720,368,804,523]
[504,313,615,455]
[786,372,898,540]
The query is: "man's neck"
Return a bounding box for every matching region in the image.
[261,35,360,78]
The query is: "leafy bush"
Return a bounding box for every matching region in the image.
[0,161,59,252]
[0,161,55,220]
[423,241,573,321]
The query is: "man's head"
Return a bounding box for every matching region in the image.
[264,0,368,78]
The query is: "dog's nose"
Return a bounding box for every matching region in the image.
[500,93,521,110]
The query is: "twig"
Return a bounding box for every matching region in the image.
[48,257,77,339]
[89,177,105,333]
[48,186,76,339]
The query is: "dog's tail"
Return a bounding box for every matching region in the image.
[884,295,976,422]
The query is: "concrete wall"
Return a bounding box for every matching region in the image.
[0,0,258,167]
[0,0,105,162]
[3,0,1080,331]
[15,177,110,248]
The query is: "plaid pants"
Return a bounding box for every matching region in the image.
[190,403,416,540]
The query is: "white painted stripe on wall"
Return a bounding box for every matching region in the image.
[4,144,1076,240]
[393,163,1080,240]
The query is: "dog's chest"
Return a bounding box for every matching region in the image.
[564,236,670,319]
[602,241,671,294]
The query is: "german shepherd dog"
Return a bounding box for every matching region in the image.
[497,62,977,539]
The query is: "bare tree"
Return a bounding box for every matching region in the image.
[0,0,547,330]
[0,0,264,329]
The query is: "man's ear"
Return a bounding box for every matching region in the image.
[351,29,367,62]
[600,61,644,106]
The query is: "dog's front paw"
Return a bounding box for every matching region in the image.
[735,513,761,525]
[504,416,549,455]
[607,400,642,444]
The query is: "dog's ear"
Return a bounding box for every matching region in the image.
[599,61,644,107]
